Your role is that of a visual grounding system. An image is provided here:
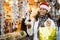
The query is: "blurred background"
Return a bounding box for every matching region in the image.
[0,0,60,40]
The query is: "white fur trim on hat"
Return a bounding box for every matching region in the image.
[40,5,49,12]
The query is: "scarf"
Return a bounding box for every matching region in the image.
[38,14,48,27]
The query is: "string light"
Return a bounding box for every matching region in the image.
[57,0,60,4]
[34,0,38,2]
[5,0,8,2]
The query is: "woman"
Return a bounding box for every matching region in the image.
[25,2,55,40]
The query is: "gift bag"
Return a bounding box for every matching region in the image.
[39,27,56,40]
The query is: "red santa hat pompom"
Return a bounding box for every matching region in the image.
[38,2,50,12]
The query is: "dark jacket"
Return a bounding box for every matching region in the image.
[57,18,60,27]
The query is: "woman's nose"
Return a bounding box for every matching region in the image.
[40,9,44,12]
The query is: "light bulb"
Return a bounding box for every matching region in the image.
[34,0,38,2]
[5,0,8,2]
[9,1,13,5]
[57,0,60,4]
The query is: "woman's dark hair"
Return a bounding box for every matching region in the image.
[47,13,52,19]
[34,11,52,21]
[34,12,40,21]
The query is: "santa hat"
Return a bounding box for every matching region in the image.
[38,2,50,12]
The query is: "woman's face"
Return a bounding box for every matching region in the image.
[39,8,48,16]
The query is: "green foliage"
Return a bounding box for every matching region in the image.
[6,36,13,40]
[20,31,24,36]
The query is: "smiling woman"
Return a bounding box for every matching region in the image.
[0,0,58,40]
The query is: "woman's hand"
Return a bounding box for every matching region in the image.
[46,19,51,26]
[44,18,51,27]
[26,22,31,29]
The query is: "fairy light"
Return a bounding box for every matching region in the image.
[57,0,60,4]
[34,0,38,2]
[9,1,13,5]
[9,1,13,7]
[16,1,18,4]
[5,0,8,2]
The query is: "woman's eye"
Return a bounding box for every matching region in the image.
[40,8,42,10]
[43,8,46,10]
[40,8,45,10]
